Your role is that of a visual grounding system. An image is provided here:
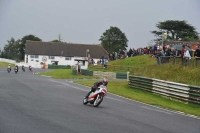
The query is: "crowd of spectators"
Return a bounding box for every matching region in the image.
[88,42,200,66]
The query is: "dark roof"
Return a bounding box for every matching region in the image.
[25,41,108,58]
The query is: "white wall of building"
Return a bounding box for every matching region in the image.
[24,54,90,69]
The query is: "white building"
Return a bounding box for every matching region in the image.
[25,41,108,69]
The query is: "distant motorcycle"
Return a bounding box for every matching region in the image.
[29,66,32,71]
[83,85,107,107]
[14,68,18,74]
[7,68,11,73]
[22,66,25,72]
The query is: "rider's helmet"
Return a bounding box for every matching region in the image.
[102,78,108,86]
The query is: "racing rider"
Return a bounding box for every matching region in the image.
[85,78,108,99]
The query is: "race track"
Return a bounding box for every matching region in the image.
[0,67,199,133]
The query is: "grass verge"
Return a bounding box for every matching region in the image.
[75,80,200,116]
[0,62,15,67]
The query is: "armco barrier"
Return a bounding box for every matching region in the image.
[72,69,77,75]
[81,69,93,76]
[129,76,200,105]
[73,69,128,79]
[116,72,128,79]
[93,71,116,79]
[48,65,71,69]
[0,58,16,64]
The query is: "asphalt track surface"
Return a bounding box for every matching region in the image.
[0,67,199,133]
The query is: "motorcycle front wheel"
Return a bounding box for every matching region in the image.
[93,95,103,107]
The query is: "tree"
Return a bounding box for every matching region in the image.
[4,37,17,52]
[99,26,128,53]
[51,40,61,42]
[2,37,22,60]
[19,34,42,60]
[151,20,199,41]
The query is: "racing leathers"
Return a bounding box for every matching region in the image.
[85,81,105,98]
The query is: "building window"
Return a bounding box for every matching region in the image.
[30,55,39,58]
[30,55,35,58]
[49,56,55,59]
[65,57,71,60]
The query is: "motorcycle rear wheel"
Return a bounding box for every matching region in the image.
[83,98,88,105]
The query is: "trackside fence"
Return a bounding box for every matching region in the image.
[157,56,200,67]
[129,76,200,105]
[48,65,71,69]
[72,69,128,79]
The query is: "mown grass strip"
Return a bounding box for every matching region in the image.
[38,69,100,79]
[0,62,15,67]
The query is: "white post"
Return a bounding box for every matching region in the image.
[127,71,130,81]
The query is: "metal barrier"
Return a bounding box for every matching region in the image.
[116,72,128,79]
[72,69,128,79]
[0,58,17,64]
[129,76,200,105]
[157,56,200,67]
[93,71,116,79]
[72,69,77,75]
[81,69,93,76]
[48,65,71,69]
[90,64,133,71]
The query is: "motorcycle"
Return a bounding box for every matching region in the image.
[22,66,25,72]
[83,85,107,107]
[29,66,32,71]
[14,68,18,74]
[7,68,11,73]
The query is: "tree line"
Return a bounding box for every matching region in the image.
[0,20,199,61]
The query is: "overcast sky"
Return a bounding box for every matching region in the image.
[0,0,200,50]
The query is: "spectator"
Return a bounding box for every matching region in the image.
[183,46,191,66]
[171,48,180,57]
[103,59,107,68]
[112,52,115,60]
[101,55,104,66]
[194,45,200,58]
[164,46,171,63]
[115,52,118,59]
[180,44,185,57]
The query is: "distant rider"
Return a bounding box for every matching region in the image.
[22,65,25,71]
[29,65,32,71]
[8,64,11,71]
[15,65,18,72]
[85,78,108,98]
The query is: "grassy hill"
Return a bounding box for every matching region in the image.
[89,55,200,86]
[108,55,157,67]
